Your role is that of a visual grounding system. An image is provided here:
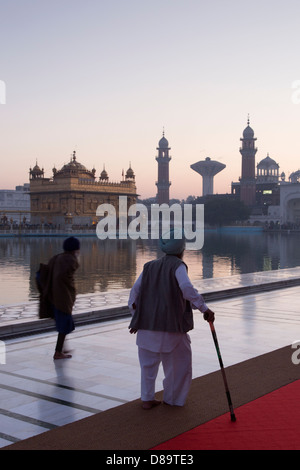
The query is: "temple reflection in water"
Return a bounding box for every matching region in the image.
[0,231,300,305]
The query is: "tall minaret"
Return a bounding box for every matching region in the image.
[239,117,257,206]
[156,131,171,204]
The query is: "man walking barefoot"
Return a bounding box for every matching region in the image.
[44,237,80,359]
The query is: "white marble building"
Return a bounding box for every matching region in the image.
[0,184,31,224]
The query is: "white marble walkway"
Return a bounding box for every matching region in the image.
[0,269,300,448]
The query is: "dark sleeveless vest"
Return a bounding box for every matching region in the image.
[129,255,194,333]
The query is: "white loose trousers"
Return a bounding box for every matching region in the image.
[138,332,192,406]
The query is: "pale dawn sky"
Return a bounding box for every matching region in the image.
[1,0,300,199]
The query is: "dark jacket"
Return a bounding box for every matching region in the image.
[37,252,79,318]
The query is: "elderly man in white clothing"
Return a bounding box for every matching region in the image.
[128,229,215,410]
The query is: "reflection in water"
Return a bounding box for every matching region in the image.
[0,231,300,305]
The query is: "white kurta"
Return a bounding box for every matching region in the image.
[128,264,209,405]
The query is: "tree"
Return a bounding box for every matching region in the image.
[198,196,251,227]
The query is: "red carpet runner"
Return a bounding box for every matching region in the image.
[153,380,300,450]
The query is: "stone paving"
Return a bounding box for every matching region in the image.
[0,268,300,448]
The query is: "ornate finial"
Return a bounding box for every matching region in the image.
[73,150,76,161]
[247,114,250,126]
[162,126,165,137]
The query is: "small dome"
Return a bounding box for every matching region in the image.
[243,125,254,139]
[30,161,44,179]
[158,135,169,148]
[125,164,135,180]
[289,170,300,183]
[257,154,279,168]
[100,165,109,180]
[32,162,43,174]
[242,116,255,139]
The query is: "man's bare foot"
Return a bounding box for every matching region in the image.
[53,351,72,360]
[142,400,161,410]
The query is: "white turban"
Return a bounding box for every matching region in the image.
[159,228,185,255]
